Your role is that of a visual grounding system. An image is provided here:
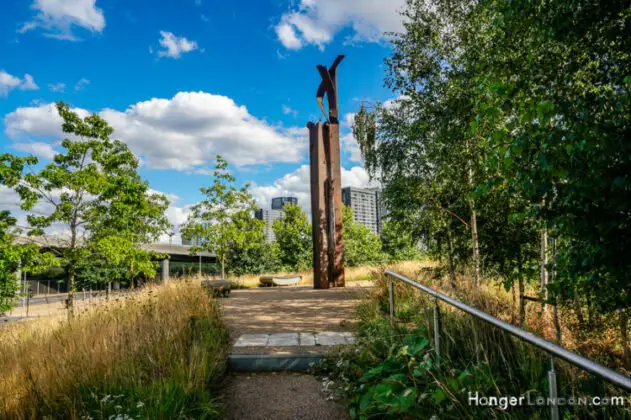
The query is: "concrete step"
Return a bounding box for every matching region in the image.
[228,331,354,372]
[228,354,324,372]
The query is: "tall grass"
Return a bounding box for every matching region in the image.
[226,260,427,288]
[318,267,631,419]
[0,280,231,419]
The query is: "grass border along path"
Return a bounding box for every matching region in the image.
[0,280,231,420]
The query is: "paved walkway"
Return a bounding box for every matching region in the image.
[221,283,370,419]
[221,283,370,338]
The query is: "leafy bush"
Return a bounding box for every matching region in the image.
[318,276,631,419]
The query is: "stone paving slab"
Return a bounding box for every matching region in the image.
[234,334,269,347]
[234,331,354,348]
[315,331,349,346]
[299,332,316,346]
[268,332,300,346]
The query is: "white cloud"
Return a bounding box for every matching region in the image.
[275,22,303,50]
[251,164,378,213]
[19,0,106,41]
[282,104,298,117]
[156,31,198,59]
[0,71,39,96]
[21,74,39,91]
[74,78,90,91]
[4,92,306,171]
[11,142,58,159]
[48,82,65,92]
[275,0,405,50]
[4,102,89,139]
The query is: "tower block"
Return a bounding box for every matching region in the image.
[308,55,345,289]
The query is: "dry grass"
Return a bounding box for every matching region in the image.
[223,260,431,288]
[0,280,231,419]
[371,264,630,376]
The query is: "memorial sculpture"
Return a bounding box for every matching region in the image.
[307,55,345,289]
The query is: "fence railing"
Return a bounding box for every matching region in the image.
[384,270,631,420]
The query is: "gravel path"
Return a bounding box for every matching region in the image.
[222,373,349,420]
[221,283,371,338]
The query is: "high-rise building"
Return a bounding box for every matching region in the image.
[256,196,298,242]
[271,196,298,210]
[342,187,386,234]
[255,209,283,242]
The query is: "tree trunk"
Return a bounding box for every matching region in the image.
[540,227,548,313]
[550,237,561,343]
[465,139,481,288]
[67,268,75,320]
[221,255,226,279]
[518,252,525,327]
[511,281,517,325]
[446,228,457,289]
[470,203,480,288]
[620,309,630,369]
[574,299,585,326]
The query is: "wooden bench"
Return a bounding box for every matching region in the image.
[201,279,232,297]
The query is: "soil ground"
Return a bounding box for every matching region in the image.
[222,372,349,420]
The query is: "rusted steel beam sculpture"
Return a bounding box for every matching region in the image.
[308,55,345,289]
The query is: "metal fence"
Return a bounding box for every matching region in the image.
[385,270,631,420]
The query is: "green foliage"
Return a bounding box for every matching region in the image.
[182,155,261,279]
[272,203,312,272]
[228,211,280,276]
[319,276,629,419]
[0,102,169,313]
[343,206,385,266]
[0,211,57,313]
[354,0,631,318]
[380,220,423,262]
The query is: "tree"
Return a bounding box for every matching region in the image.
[181,155,259,279]
[0,102,170,317]
[354,0,486,287]
[227,208,277,276]
[272,203,312,272]
[380,220,422,262]
[355,0,631,363]
[343,206,385,267]
[464,0,631,361]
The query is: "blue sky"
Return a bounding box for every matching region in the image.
[1,0,405,241]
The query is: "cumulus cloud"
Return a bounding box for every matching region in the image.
[251,164,378,213]
[11,142,58,159]
[0,71,39,96]
[155,31,198,59]
[4,92,306,171]
[275,0,405,50]
[19,0,106,41]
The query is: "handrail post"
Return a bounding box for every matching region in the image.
[389,277,395,326]
[434,297,441,365]
[548,357,560,420]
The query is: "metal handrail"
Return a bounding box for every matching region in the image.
[385,270,631,419]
